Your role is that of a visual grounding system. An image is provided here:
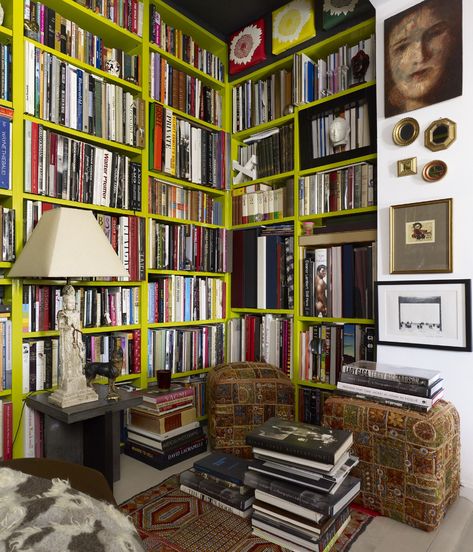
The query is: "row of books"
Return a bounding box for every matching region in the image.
[148,221,228,273]
[21,285,140,333]
[0,44,11,102]
[148,324,225,376]
[337,360,444,412]
[84,331,141,375]
[22,404,43,458]
[311,102,370,159]
[232,68,293,133]
[299,323,376,384]
[24,2,140,84]
[150,53,222,126]
[298,387,332,426]
[299,162,375,216]
[125,385,207,469]
[69,0,144,36]
[227,315,293,376]
[24,124,142,211]
[0,207,14,262]
[22,337,59,392]
[0,400,12,460]
[245,417,361,552]
[232,226,294,310]
[0,319,12,392]
[238,125,294,180]
[148,276,226,323]
[99,214,146,282]
[293,34,375,106]
[25,44,146,147]
[301,240,376,319]
[0,107,12,190]
[149,104,229,188]
[148,178,224,225]
[232,180,294,226]
[150,5,224,82]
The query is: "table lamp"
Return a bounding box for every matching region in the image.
[8,207,129,408]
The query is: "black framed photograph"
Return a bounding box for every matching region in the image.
[390,198,452,274]
[376,280,471,351]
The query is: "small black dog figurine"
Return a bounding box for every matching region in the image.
[85,346,124,400]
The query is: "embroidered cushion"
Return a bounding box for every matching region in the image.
[323,396,460,531]
[208,361,295,458]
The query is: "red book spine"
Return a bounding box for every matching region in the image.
[42,286,51,330]
[31,123,39,194]
[3,401,12,460]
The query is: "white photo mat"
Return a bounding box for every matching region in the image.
[376,280,471,351]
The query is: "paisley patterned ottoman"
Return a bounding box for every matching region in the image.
[208,362,295,458]
[323,396,460,531]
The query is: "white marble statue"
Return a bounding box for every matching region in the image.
[48,285,98,408]
[329,116,350,148]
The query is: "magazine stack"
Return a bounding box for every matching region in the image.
[124,384,207,469]
[244,417,360,552]
[337,360,443,412]
[180,452,255,518]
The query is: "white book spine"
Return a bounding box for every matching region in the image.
[337,381,439,406]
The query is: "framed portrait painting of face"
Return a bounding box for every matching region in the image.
[384,0,462,118]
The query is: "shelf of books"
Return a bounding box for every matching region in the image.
[228,15,377,423]
[0,0,231,459]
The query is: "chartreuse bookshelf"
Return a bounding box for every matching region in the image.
[4,0,231,458]
[4,1,376,457]
[228,16,377,419]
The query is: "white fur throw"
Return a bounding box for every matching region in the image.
[0,467,144,551]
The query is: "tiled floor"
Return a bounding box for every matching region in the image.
[113,449,210,504]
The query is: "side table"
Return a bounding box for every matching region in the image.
[25,385,142,488]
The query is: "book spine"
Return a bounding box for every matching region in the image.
[337,381,437,406]
[125,434,207,468]
[339,372,435,397]
[143,386,194,404]
[246,434,335,465]
[180,484,251,518]
[341,365,431,387]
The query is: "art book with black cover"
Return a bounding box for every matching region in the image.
[245,417,353,465]
[244,470,360,516]
[342,360,441,387]
[193,451,254,486]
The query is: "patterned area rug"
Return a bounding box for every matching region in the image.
[119,474,376,552]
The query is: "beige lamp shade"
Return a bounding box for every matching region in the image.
[8,207,129,278]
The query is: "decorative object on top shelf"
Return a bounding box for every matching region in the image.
[397,157,417,177]
[392,117,419,146]
[390,198,452,273]
[350,49,370,86]
[322,0,373,31]
[156,369,172,390]
[8,208,129,408]
[272,0,315,55]
[375,279,471,351]
[424,118,456,151]
[85,345,124,401]
[384,0,462,118]
[228,18,266,75]
[422,160,447,182]
[105,59,120,78]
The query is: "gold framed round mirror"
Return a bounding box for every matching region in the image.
[392,117,420,146]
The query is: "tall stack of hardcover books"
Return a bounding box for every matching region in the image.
[180,452,255,518]
[124,384,207,469]
[337,360,443,412]
[244,417,360,552]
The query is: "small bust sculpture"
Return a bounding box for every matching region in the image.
[329,116,350,147]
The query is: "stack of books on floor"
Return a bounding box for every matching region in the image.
[244,417,360,552]
[124,384,207,469]
[180,452,255,518]
[337,360,443,412]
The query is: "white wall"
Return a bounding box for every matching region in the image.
[371,0,473,498]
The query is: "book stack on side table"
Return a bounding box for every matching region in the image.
[180,452,255,518]
[337,360,443,412]
[244,417,360,552]
[124,385,207,469]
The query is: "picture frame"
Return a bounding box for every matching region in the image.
[390,198,452,273]
[228,18,266,75]
[272,0,315,55]
[424,118,456,151]
[422,160,447,182]
[375,279,471,351]
[392,117,419,146]
[397,157,417,177]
